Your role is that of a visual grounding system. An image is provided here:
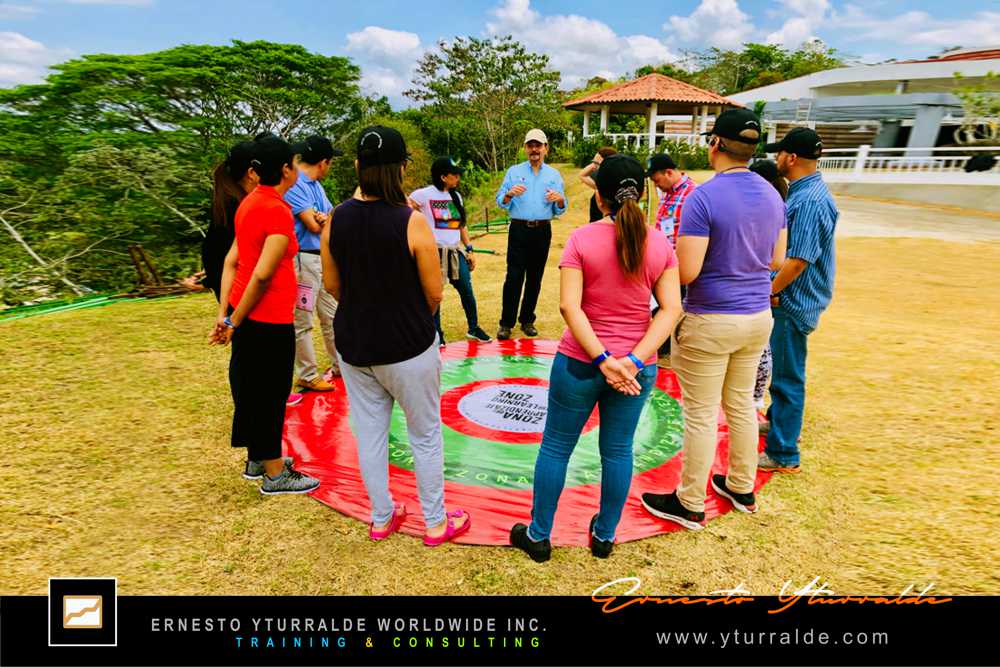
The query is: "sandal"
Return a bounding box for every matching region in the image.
[369,503,407,541]
[423,509,471,546]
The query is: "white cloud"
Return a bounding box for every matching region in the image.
[0,4,40,19]
[664,0,755,50]
[487,0,679,89]
[765,0,830,48]
[0,32,72,88]
[344,26,425,104]
[829,6,1000,49]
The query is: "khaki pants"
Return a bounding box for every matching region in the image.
[294,252,338,381]
[671,310,773,512]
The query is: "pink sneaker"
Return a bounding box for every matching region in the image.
[286,392,304,407]
[370,504,407,541]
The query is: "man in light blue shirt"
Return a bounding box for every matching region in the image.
[760,127,838,473]
[494,128,566,339]
[284,135,342,392]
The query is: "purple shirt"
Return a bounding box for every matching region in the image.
[678,171,785,315]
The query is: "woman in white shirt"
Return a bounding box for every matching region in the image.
[409,157,492,345]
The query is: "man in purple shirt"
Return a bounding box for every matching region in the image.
[642,108,788,531]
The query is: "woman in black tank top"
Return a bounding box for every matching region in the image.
[319,125,472,545]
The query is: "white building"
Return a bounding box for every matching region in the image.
[730,46,1000,150]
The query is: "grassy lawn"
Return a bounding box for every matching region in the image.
[2,165,997,596]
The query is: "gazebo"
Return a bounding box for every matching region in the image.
[563,73,743,149]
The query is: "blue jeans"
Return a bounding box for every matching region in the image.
[765,306,809,466]
[529,353,657,542]
[434,252,479,338]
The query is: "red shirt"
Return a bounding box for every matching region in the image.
[229,185,298,324]
[655,174,697,246]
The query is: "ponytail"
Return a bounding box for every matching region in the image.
[211,161,244,229]
[613,198,647,279]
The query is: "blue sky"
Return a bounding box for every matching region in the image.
[2,0,998,105]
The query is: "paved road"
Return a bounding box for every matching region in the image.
[835,195,1000,242]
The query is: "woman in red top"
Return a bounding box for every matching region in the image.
[210,135,320,496]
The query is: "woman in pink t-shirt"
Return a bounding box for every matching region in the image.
[510,155,682,562]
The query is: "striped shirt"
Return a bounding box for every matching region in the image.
[780,171,838,334]
[655,174,696,246]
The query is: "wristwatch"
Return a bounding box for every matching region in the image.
[465,244,474,253]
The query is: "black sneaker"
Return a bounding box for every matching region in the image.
[260,467,320,495]
[243,456,293,480]
[641,491,705,531]
[711,474,758,514]
[497,326,512,340]
[438,331,446,348]
[509,523,551,562]
[588,513,614,559]
[466,327,492,342]
[520,323,538,337]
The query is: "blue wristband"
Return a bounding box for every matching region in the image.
[465,244,474,252]
[223,316,235,329]
[592,350,612,367]
[627,352,645,370]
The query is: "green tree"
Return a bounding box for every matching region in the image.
[0,41,370,302]
[0,40,362,176]
[954,72,1000,144]
[405,36,564,172]
[689,41,844,95]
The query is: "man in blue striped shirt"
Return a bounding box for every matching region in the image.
[760,128,838,473]
[495,129,567,340]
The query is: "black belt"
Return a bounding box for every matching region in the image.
[299,249,321,255]
[511,219,551,228]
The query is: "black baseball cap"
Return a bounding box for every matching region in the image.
[251,135,295,176]
[764,127,823,159]
[291,135,343,163]
[595,154,646,204]
[225,140,256,177]
[701,107,762,144]
[431,156,464,180]
[749,159,779,182]
[356,125,408,167]
[645,153,677,176]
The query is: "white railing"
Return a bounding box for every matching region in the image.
[581,132,704,148]
[813,145,1000,184]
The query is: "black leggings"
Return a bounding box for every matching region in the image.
[228,318,295,461]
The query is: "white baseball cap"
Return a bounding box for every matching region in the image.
[524,129,548,145]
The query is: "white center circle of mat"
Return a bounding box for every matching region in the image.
[456,384,549,433]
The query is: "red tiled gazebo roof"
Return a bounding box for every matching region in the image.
[563,73,741,111]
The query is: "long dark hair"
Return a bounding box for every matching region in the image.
[613,198,647,279]
[211,140,255,228]
[595,155,647,279]
[749,159,789,201]
[358,162,407,207]
[432,171,467,228]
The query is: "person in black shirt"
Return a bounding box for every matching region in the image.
[202,141,257,301]
[577,146,617,223]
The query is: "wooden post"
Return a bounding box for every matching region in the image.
[698,105,709,145]
[647,102,658,151]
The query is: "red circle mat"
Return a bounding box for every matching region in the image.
[283,339,772,547]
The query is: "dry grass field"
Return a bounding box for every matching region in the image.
[2,166,998,596]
